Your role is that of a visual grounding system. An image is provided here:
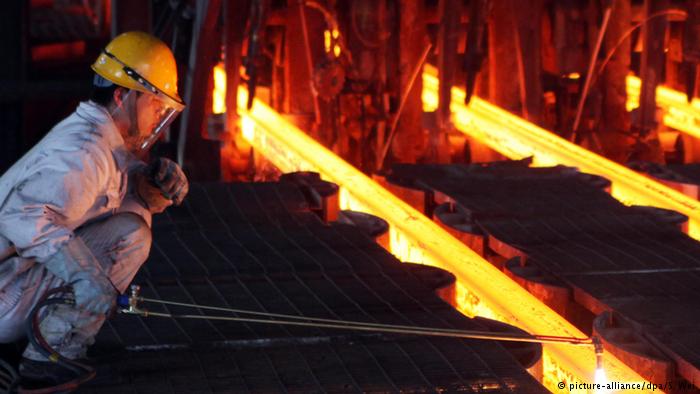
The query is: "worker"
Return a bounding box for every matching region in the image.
[0,31,188,387]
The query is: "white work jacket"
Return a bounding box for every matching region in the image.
[0,101,151,283]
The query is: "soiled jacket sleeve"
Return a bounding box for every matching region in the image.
[115,159,153,227]
[0,145,109,262]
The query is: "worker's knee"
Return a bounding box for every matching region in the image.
[77,213,152,292]
[79,213,151,257]
[103,213,152,267]
[109,213,152,256]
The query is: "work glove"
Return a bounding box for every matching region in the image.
[134,170,173,213]
[43,237,116,315]
[146,157,189,206]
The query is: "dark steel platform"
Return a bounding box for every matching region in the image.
[78,181,547,393]
[385,162,700,386]
[630,162,700,186]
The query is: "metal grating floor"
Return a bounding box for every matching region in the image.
[632,162,700,186]
[79,181,547,393]
[386,162,700,385]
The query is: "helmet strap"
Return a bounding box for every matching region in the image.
[127,91,141,138]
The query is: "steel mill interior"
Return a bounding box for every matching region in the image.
[1,0,700,393]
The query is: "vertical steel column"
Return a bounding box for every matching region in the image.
[285,0,325,138]
[633,0,669,162]
[177,0,223,180]
[392,0,428,164]
[433,0,460,163]
[600,0,632,162]
[220,0,252,180]
[224,0,248,133]
[488,1,520,114]
[511,0,543,122]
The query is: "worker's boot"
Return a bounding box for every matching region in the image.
[18,357,82,390]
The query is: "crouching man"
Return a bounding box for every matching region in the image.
[0,31,188,387]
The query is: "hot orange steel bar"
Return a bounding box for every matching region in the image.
[234,86,651,393]
[626,75,700,139]
[422,64,700,241]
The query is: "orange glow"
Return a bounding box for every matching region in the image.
[213,62,227,114]
[423,65,700,241]
[324,29,342,57]
[566,72,581,80]
[236,85,650,393]
[324,30,331,53]
[31,41,86,62]
[626,75,700,139]
[241,114,255,141]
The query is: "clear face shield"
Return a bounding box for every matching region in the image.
[130,90,183,154]
[142,110,179,153]
[101,50,185,155]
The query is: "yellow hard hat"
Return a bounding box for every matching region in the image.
[92,31,184,110]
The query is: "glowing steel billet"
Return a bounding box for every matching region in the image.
[626,75,700,139]
[236,87,650,393]
[423,65,700,241]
